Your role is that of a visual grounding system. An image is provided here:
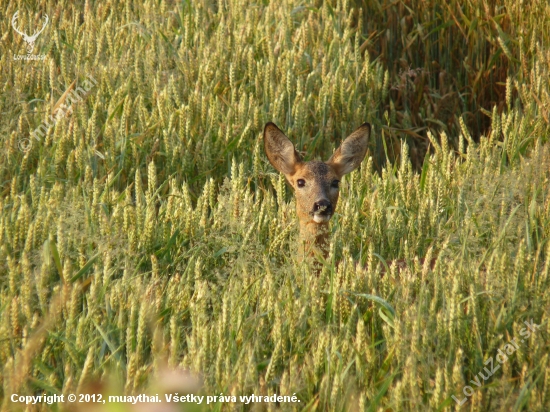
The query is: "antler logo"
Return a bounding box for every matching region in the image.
[12,11,49,54]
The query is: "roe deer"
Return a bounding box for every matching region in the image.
[264,122,370,260]
[263,122,437,272]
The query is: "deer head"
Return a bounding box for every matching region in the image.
[12,11,49,54]
[264,122,370,258]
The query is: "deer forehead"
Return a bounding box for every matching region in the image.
[293,161,339,184]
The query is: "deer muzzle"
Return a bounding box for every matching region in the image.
[311,199,332,223]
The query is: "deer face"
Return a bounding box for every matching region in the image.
[264,122,370,226]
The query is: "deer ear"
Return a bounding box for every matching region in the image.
[327,123,370,177]
[264,122,302,175]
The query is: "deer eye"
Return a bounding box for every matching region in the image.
[331,180,340,188]
[297,179,305,188]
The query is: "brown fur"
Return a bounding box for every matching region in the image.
[264,122,370,259]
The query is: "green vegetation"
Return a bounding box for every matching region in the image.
[1,0,549,410]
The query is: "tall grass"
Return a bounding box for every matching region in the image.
[1,0,550,410]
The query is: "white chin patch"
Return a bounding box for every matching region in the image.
[313,214,331,223]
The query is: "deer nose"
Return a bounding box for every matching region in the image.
[313,199,332,215]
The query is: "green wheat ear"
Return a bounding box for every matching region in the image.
[1,0,550,409]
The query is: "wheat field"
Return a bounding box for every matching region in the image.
[1,0,550,410]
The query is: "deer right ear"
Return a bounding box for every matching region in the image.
[327,123,370,177]
[263,122,302,175]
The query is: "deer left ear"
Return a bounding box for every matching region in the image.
[327,123,370,177]
[264,122,302,176]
